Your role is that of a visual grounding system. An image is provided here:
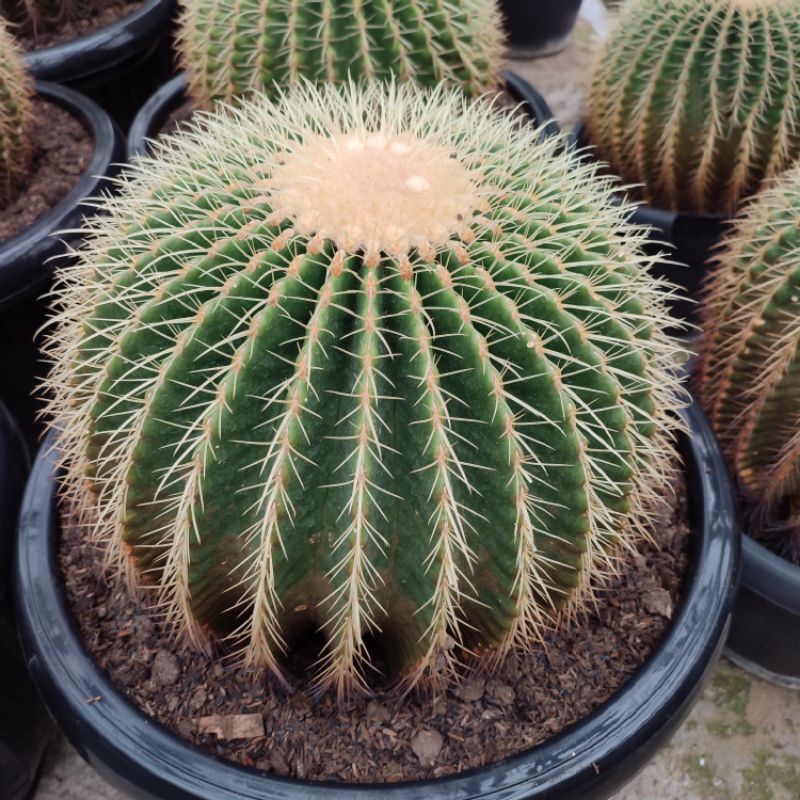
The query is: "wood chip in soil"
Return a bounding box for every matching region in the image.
[60,445,691,784]
[0,98,93,241]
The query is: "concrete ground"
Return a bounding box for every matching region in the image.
[33,2,800,798]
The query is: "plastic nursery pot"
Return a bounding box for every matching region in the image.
[23,0,177,129]
[0,399,28,604]
[0,400,50,800]
[0,81,124,449]
[15,398,738,800]
[501,0,583,58]
[126,70,558,160]
[566,123,730,323]
[725,535,800,689]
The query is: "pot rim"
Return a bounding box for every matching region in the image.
[15,398,739,799]
[740,533,800,614]
[126,69,559,162]
[0,81,123,311]
[22,0,177,82]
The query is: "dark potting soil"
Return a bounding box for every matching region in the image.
[0,98,93,241]
[60,470,691,783]
[17,0,144,50]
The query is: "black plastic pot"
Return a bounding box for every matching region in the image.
[15,398,738,800]
[127,70,558,160]
[0,399,28,605]
[566,123,730,322]
[501,0,583,58]
[0,400,49,800]
[23,0,177,128]
[0,81,124,448]
[725,535,800,688]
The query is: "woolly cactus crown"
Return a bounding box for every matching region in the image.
[0,19,31,203]
[698,163,800,556]
[176,0,505,108]
[588,0,800,215]
[45,81,685,699]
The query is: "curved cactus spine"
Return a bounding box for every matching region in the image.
[0,19,31,202]
[588,0,800,215]
[44,81,685,699]
[175,0,505,108]
[697,162,800,556]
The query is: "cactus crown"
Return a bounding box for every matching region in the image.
[1,0,84,37]
[0,19,31,203]
[45,81,685,699]
[697,164,800,558]
[175,0,505,109]
[588,0,800,215]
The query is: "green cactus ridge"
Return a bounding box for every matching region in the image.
[176,0,505,108]
[0,20,31,202]
[698,163,800,552]
[588,0,800,215]
[46,81,685,698]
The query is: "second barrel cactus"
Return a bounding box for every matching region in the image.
[45,81,685,699]
[697,163,800,557]
[176,0,505,107]
[588,0,800,215]
[0,20,31,202]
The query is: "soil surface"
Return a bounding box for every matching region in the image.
[60,469,691,783]
[0,98,93,240]
[17,0,143,50]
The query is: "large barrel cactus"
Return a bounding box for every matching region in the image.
[175,0,504,108]
[0,20,31,203]
[588,0,800,215]
[697,164,800,557]
[45,81,685,699]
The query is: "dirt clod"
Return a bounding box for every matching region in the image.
[151,650,180,686]
[411,729,444,767]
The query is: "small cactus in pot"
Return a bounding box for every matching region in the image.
[697,163,800,559]
[588,0,800,215]
[175,0,505,108]
[0,18,32,203]
[44,80,686,700]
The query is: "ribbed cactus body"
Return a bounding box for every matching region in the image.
[588,0,800,215]
[0,21,31,202]
[176,0,504,108]
[698,163,800,552]
[47,82,683,697]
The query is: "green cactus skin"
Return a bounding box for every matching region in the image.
[175,0,505,108]
[697,163,800,557]
[0,20,31,203]
[588,0,800,215]
[45,81,685,699]
[1,0,83,37]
